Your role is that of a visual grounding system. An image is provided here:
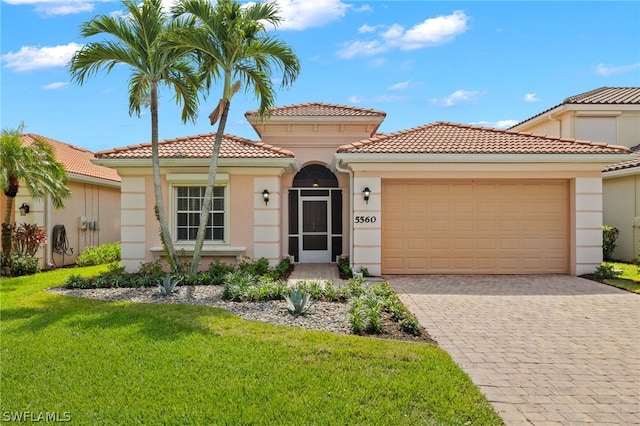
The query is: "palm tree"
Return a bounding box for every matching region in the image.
[171,0,301,273]
[0,124,70,262]
[69,0,200,272]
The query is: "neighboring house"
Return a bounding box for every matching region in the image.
[510,87,640,261]
[95,102,631,276]
[1,134,121,268]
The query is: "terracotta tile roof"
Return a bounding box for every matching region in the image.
[336,122,631,154]
[511,87,640,129]
[245,102,386,118]
[96,133,295,159]
[21,134,120,183]
[604,144,640,172]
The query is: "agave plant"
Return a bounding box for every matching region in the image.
[284,288,312,316]
[158,275,182,296]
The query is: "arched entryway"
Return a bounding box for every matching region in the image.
[288,164,342,263]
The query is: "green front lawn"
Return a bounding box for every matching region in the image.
[601,262,640,294]
[1,266,502,425]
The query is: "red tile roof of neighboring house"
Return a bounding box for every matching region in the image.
[95,133,295,159]
[21,134,120,183]
[511,87,640,129]
[336,122,631,154]
[245,102,387,118]
[604,144,640,172]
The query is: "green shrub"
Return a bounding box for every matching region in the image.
[238,256,270,277]
[337,255,352,279]
[222,272,256,301]
[349,289,383,334]
[76,242,121,266]
[595,263,617,280]
[399,317,421,336]
[64,274,92,289]
[208,259,236,285]
[602,225,619,261]
[2,252,40,277]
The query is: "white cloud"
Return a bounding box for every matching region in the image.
[471,120,519,129]
[4,0,104,16]
[338,10,469,58]
[42,81,69,90]
[274,0,350,31]
[524,93,539,102]
[348,95,365,103]
[1,42,83,72]
[358,24,377,34]
[595,62,640,76]
[429,89,482,107]
[388,80,411,90]
[338,40,386,59]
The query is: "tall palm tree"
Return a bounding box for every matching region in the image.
[69,0,200,272]
[0,124,70,261]
[171,0,301,273]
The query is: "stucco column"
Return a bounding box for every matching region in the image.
[574,177,604,275]
[253,177,281,265]
[352,176,381,276]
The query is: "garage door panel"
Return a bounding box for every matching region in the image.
[382,180,569,274]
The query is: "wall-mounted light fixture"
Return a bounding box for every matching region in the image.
[363,187,371,204]
[19,203,30,216]
[262,189,270,206]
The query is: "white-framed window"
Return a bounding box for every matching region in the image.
[175,186,226,242]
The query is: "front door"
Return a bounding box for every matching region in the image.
[300,196,331,262]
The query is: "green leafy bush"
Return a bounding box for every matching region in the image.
[595,263,617,280]
[208,259,236,285]
[337,255,352,279]
[76,242,121,266]
[1,252,40,277]
[238,256,270,277]
[602,225,619,261]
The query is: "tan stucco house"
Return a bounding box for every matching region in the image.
[94,102,631,276]
[510,87,640,262]
[1,134,121,268]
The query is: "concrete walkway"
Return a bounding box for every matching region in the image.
[389,275,640,425]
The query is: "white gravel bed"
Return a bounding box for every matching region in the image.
[47,285,352,335]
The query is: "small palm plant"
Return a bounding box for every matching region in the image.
[284,288,312,316]
[158,275,182,296]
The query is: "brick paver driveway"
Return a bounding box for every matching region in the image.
[389,275,639,425]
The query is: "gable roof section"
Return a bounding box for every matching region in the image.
[95,133,295,159]
[336,122,631,155]
[604,144,640,173]
[21,134,120,183]
[511,87,640,129]
[245,102,386,118]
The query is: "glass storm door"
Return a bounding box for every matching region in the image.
[300,196,331,262]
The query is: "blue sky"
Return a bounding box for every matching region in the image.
[1,1,639,153]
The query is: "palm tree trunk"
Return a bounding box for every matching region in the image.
[150,81,182,273]
[190,98,230,274]
[1,194,15,261]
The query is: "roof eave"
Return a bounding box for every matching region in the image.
[93,157,299,171]
[603,166,640,179]
[335,152,633,164]
[67,172,121,188]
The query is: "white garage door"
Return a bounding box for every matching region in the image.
[382,180,569,274]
